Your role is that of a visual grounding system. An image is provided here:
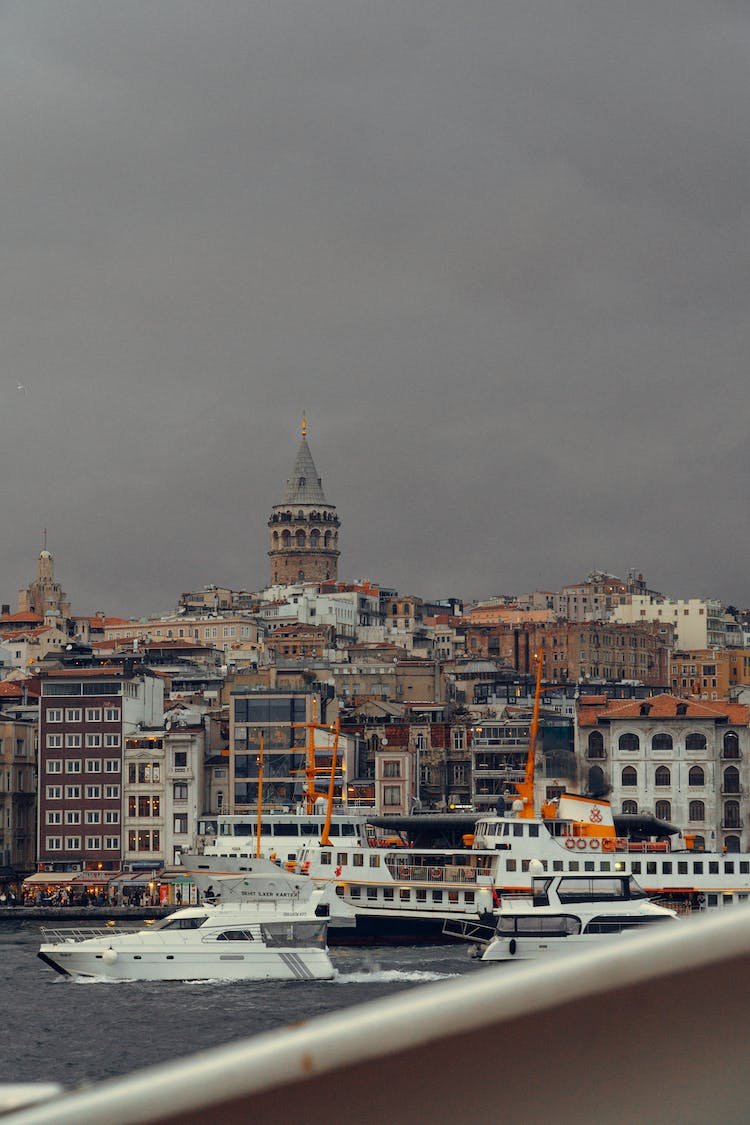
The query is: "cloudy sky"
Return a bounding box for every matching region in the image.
[2,2,748,617]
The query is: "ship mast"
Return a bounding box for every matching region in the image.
[515,640,544,819]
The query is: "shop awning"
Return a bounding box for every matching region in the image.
[109,871,161,886]
[158,867,193,883]
[23,872,76,886]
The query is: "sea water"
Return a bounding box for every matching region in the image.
[1,918,480,1089]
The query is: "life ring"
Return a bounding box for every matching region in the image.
[565,838,576,849]
[602,839,615,852]
[589,839,600,850]
[430,868,443,881]
[576,839,587,850]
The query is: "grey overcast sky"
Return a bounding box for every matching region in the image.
[2,1,749,618]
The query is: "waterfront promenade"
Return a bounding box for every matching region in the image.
[0,904,173,922]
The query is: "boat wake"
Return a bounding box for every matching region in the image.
[333,969,455,984]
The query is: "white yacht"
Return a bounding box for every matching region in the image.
[479,870,678,962]
[38,861,346,981]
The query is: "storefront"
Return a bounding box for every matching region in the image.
[157,867,196,906]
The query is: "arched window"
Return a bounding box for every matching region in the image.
[724,835,741,854]
[655,799,671,821]
[297,510,304,519]
[621,799,638,815]
[685,733,706,751]
[654,765,671,787]
[586,765,606,796]
[724,800,741,829]
[272,531,279,547]
[587,731,605,759]
[688,800,705,822]
[688,765,704,787]
[621,766,637,787]
[723,731,740,759]
[723,766,740,794]
[652,733,673,751]
[323,531,331,548]
[310,529,320,548]
[281,530,291,548]
[296,530,306,548]
[618,733,639,751]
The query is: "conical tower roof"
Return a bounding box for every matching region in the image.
[281,419,328,505]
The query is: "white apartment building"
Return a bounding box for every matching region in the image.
[578,695,750,853]
[611,597,726,650]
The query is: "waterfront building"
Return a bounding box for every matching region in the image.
[228,686,347,813]
[577,693,750,852]
[0,708,36,882]
[470,711,575,813]
[268,417,340,585]
[37,663,164,877]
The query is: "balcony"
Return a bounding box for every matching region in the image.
[721,786,742,796]
[721,820,743,831]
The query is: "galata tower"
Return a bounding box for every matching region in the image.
[268,416,340,585]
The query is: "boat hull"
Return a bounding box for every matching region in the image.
[37,942,335,981]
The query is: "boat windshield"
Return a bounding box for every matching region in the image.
[150,915,209,931]
[260,921,326,948]
[556,877,631,904]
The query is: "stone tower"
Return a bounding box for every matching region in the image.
[18,539,71,621]
[268,417,340,585]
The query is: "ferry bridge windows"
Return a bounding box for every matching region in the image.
[621,766,638,787]
[688,801,705,822]
[587,732,605,758]
[652,733,673,751]
[619,733,639,752]
[621,800,638,815]
[723,732,740,759]
[723,766,740,794]
[654,766,671,787]
[688,766,705,787]
[655,800,671,821]
[685,733,707,751]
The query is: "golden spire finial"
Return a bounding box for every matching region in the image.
[301,412,307,439]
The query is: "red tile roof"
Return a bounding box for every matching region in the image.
[578,693,750,726]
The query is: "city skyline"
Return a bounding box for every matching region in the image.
[1,3,748,615]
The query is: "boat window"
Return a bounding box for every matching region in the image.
[336,853,347,865]
[273,824,300,836]
[584,862,595,872]
[631,862,641,874]
[383,888,394,901]
[599,862,611,872]
[448,891,459,904]
[584,915,673,935]
[399,888,410,902]
[553,861,564,872]
[693,862,703,875]
[432,890,443,903]
[216,930,254,942]
[647,862,657,875]
[678,862,688,874]
[328,825,340,836]
[503,824,510,836]
[416,888,427,903]
[261,921,326,948]
[513,825,524,837]
[662,862,672,874]
[521,860,531,872]
[349,887,361,899]
[369,855,380,868]
[367,887,378,900]
[532,879,553,907]
[300,824,319,836]
[465,891,475,904]
[528,825,539,837]
[353,854,364,867]
[707,894,718,907]
[557,877,632,904]
[741,862,750,875]
[506,859,517,872]
[709,862,719,875]
[498,915,580,937]
[568,861,579,872]
[320,852,332,865]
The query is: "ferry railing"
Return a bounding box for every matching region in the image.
[389,864,493,883]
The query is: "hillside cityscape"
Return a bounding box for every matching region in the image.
[2,419,750,903]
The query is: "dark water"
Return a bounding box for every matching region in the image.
[1,919,480,1090]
